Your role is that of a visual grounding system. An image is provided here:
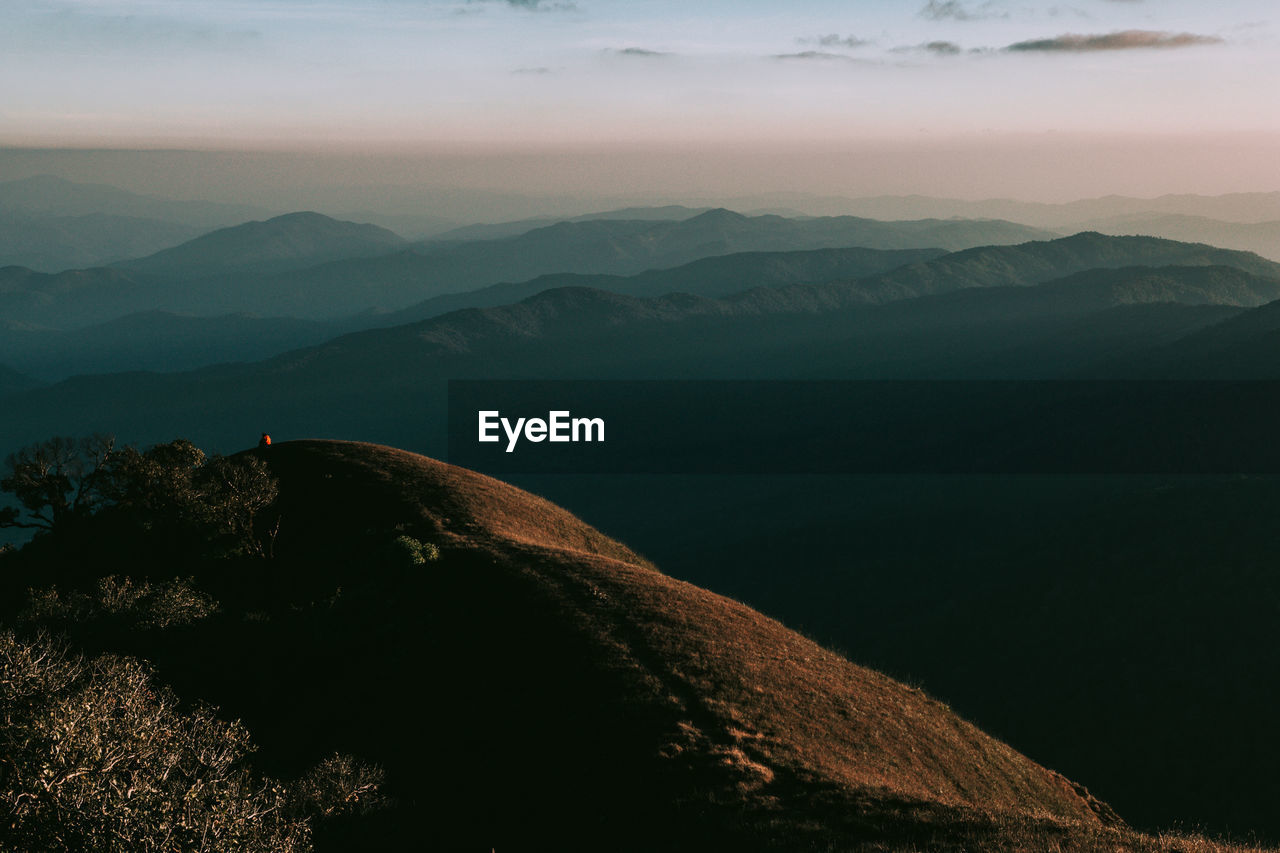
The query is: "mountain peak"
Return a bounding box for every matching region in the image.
[684,207,749,224]
[117,211,406,279]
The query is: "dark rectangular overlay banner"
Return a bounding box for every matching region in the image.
[447,380,1280,475]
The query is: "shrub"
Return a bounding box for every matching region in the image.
[389,534,441,567]
[0,630,382,853]
[20,576,219,630]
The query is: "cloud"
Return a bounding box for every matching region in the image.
[799,34,871,49]
[893,40,964,55]
[606,47,670,57]
[512,66,554,74]
[774,50,854,61]
[1006,30,1224,51]
[919,1,1006,21]
[473,0,579,11]
[924,40,963,54]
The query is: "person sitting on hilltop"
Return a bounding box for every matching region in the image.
[259,433,272,448]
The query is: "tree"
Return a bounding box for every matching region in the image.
[0,435,115,533]
[193,455,279,557]
[97,438,206,522]
[1,437,280,558]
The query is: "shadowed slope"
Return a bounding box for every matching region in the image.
[247,440,1119,848]
[0,362,34,396]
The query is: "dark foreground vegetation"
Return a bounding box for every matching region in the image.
[1,436,1276,852]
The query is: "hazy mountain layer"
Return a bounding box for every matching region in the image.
[0,311,339,382]
[0,213,204,272]
[1082,213,1280,262]
[426,204,714,243]
[0,265,156,329]
[0,175,267,228]
[374,245,949,327]
[225,208,1052,319]
[116,211,407,279]
[780,190,1280,229]
[4,247,1275,454]
[838,231,1280,302]
[0,209,1049,326]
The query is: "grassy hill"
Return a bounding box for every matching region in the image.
[18,438,1255,850]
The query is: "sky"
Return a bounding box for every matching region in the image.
[0,0,1276,203]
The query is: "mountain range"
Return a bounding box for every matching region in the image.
[0,245,942,382]
[756,190,1280,229]
[5,233,1280,455]
[0,175,272,271]
[370,245,949,328]
[0,208,1054,329]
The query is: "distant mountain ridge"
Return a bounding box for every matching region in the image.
[0,209,1054,326]
[0,175,267,227]
[0,265,156,329]
[426,204,715,243]
[116,211,407,279]
[0,245,942,381]
[8,234,1280,452]
[0,311,337,381]
[374,245,950,327]
[228,209,1052,318]
[0,213,205,273]
[1083,213,1280,262]
[6,234,1280,436]
[767,190,1280,228]
[837,231,1280,303]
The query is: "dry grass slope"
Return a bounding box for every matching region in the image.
[253,440,1269,851]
